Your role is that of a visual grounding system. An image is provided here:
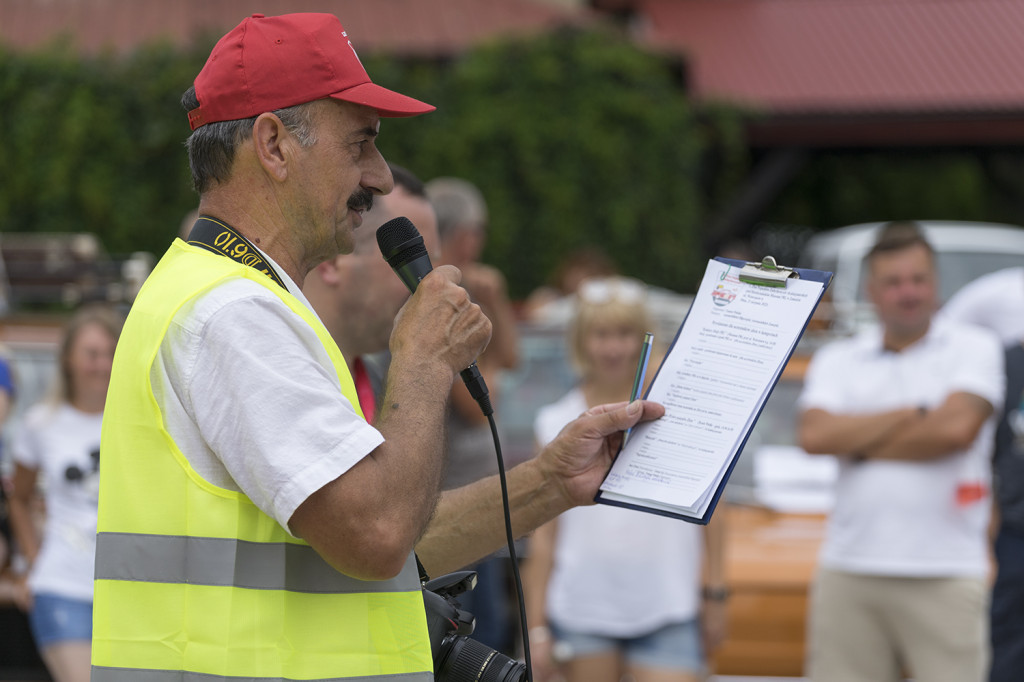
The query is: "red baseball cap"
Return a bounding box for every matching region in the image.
[187,13,435,130]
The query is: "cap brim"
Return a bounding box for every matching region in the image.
[330,83,435,118]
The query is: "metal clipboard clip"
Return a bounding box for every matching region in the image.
[738,256,799,287]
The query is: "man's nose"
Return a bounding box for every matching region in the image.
[363,149,393,196]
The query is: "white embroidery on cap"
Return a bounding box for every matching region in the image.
[341,31,366,70]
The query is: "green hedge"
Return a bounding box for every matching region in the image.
[364,29,713,296]
[2,27,1017,305]
[0,28,739,300]
[0,40,209,258]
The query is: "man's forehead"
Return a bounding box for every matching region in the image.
[872,243,933,265]
[869,248,935,279]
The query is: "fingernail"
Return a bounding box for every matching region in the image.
[627,399,641,415]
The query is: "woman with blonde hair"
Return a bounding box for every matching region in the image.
[523,277,727,682]
[8,304,122,682]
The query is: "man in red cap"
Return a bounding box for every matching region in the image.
[91,13,663,682]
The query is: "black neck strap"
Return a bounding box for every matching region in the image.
[416,553,430,584]
[187,215,286,291]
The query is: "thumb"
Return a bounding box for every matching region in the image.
[429,263,462,285]
[581,399,664,437]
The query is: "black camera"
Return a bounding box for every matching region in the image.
[422,571,527,682]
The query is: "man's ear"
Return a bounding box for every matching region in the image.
[252,113,292,182]
[315,256,344,286]
[864,276,880,309]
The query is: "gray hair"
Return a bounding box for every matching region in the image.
[424,176,488,243]
[181,86,319,194]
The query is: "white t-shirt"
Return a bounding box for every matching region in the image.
[151,250,383,533]
[534,389,703,637]
[939,266,1024,345]
[798,319,1004,577]
[12,403,103,601]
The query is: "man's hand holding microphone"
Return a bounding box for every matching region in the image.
[377,216,666,578]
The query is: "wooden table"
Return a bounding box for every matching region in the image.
[710,504,827,677]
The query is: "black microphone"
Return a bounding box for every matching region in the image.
[376,216,493,417]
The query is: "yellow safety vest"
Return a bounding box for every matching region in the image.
[92,239,432,682]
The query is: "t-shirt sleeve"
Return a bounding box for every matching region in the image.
[173,291,384,531]
[946,326,1006,410]
[533,391,583,449]
[10,406,43,469]
[797,343,849,413]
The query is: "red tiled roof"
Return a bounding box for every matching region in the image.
[637,0,1024,114]
[0,0,590,57]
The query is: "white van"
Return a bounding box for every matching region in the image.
[798,220,1024,335]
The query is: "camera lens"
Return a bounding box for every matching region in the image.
[435,635,527,682]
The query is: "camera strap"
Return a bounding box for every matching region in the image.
[415,553,430,584]
[187,215,286,291]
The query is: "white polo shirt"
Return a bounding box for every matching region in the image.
[798,318,1004,577]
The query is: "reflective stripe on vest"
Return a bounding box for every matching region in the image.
[91,668,429,682]
[95,533,421,594]
[93,241,432,681]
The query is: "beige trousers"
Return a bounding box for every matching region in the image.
[806,568,989,682]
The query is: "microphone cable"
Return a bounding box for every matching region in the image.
[484,408,534,682]
[376,215,534,678]
[457,357,534,681]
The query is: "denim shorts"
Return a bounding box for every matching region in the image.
[550,619,704,673]
[29,593,93,646]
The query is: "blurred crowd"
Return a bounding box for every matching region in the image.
[1,191,1023,682]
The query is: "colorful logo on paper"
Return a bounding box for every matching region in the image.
[711,284,737,307]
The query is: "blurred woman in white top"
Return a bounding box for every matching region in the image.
[522,277,727,682]
[8,304,122,682]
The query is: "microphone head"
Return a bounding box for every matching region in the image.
[376,216,426,268]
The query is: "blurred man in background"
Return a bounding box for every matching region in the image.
[424,176,521,652]
[984,335,1024,682]
[304,163,438,420]
[941,265,1024,682]
[798,221,1003,682]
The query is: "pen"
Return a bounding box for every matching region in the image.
[624,332,654,444]
[629,332,654,403]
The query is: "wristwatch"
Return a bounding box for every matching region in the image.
[702,585,730,601]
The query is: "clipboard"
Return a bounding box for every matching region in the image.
[594,256,833,524]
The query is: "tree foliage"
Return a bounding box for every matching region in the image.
[0,28,739,299]
[363,28,712,296]
[0,39,210,257]
[765,152,997,230]
[3,27,1020,305]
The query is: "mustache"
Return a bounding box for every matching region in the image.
[348,189,374,214]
